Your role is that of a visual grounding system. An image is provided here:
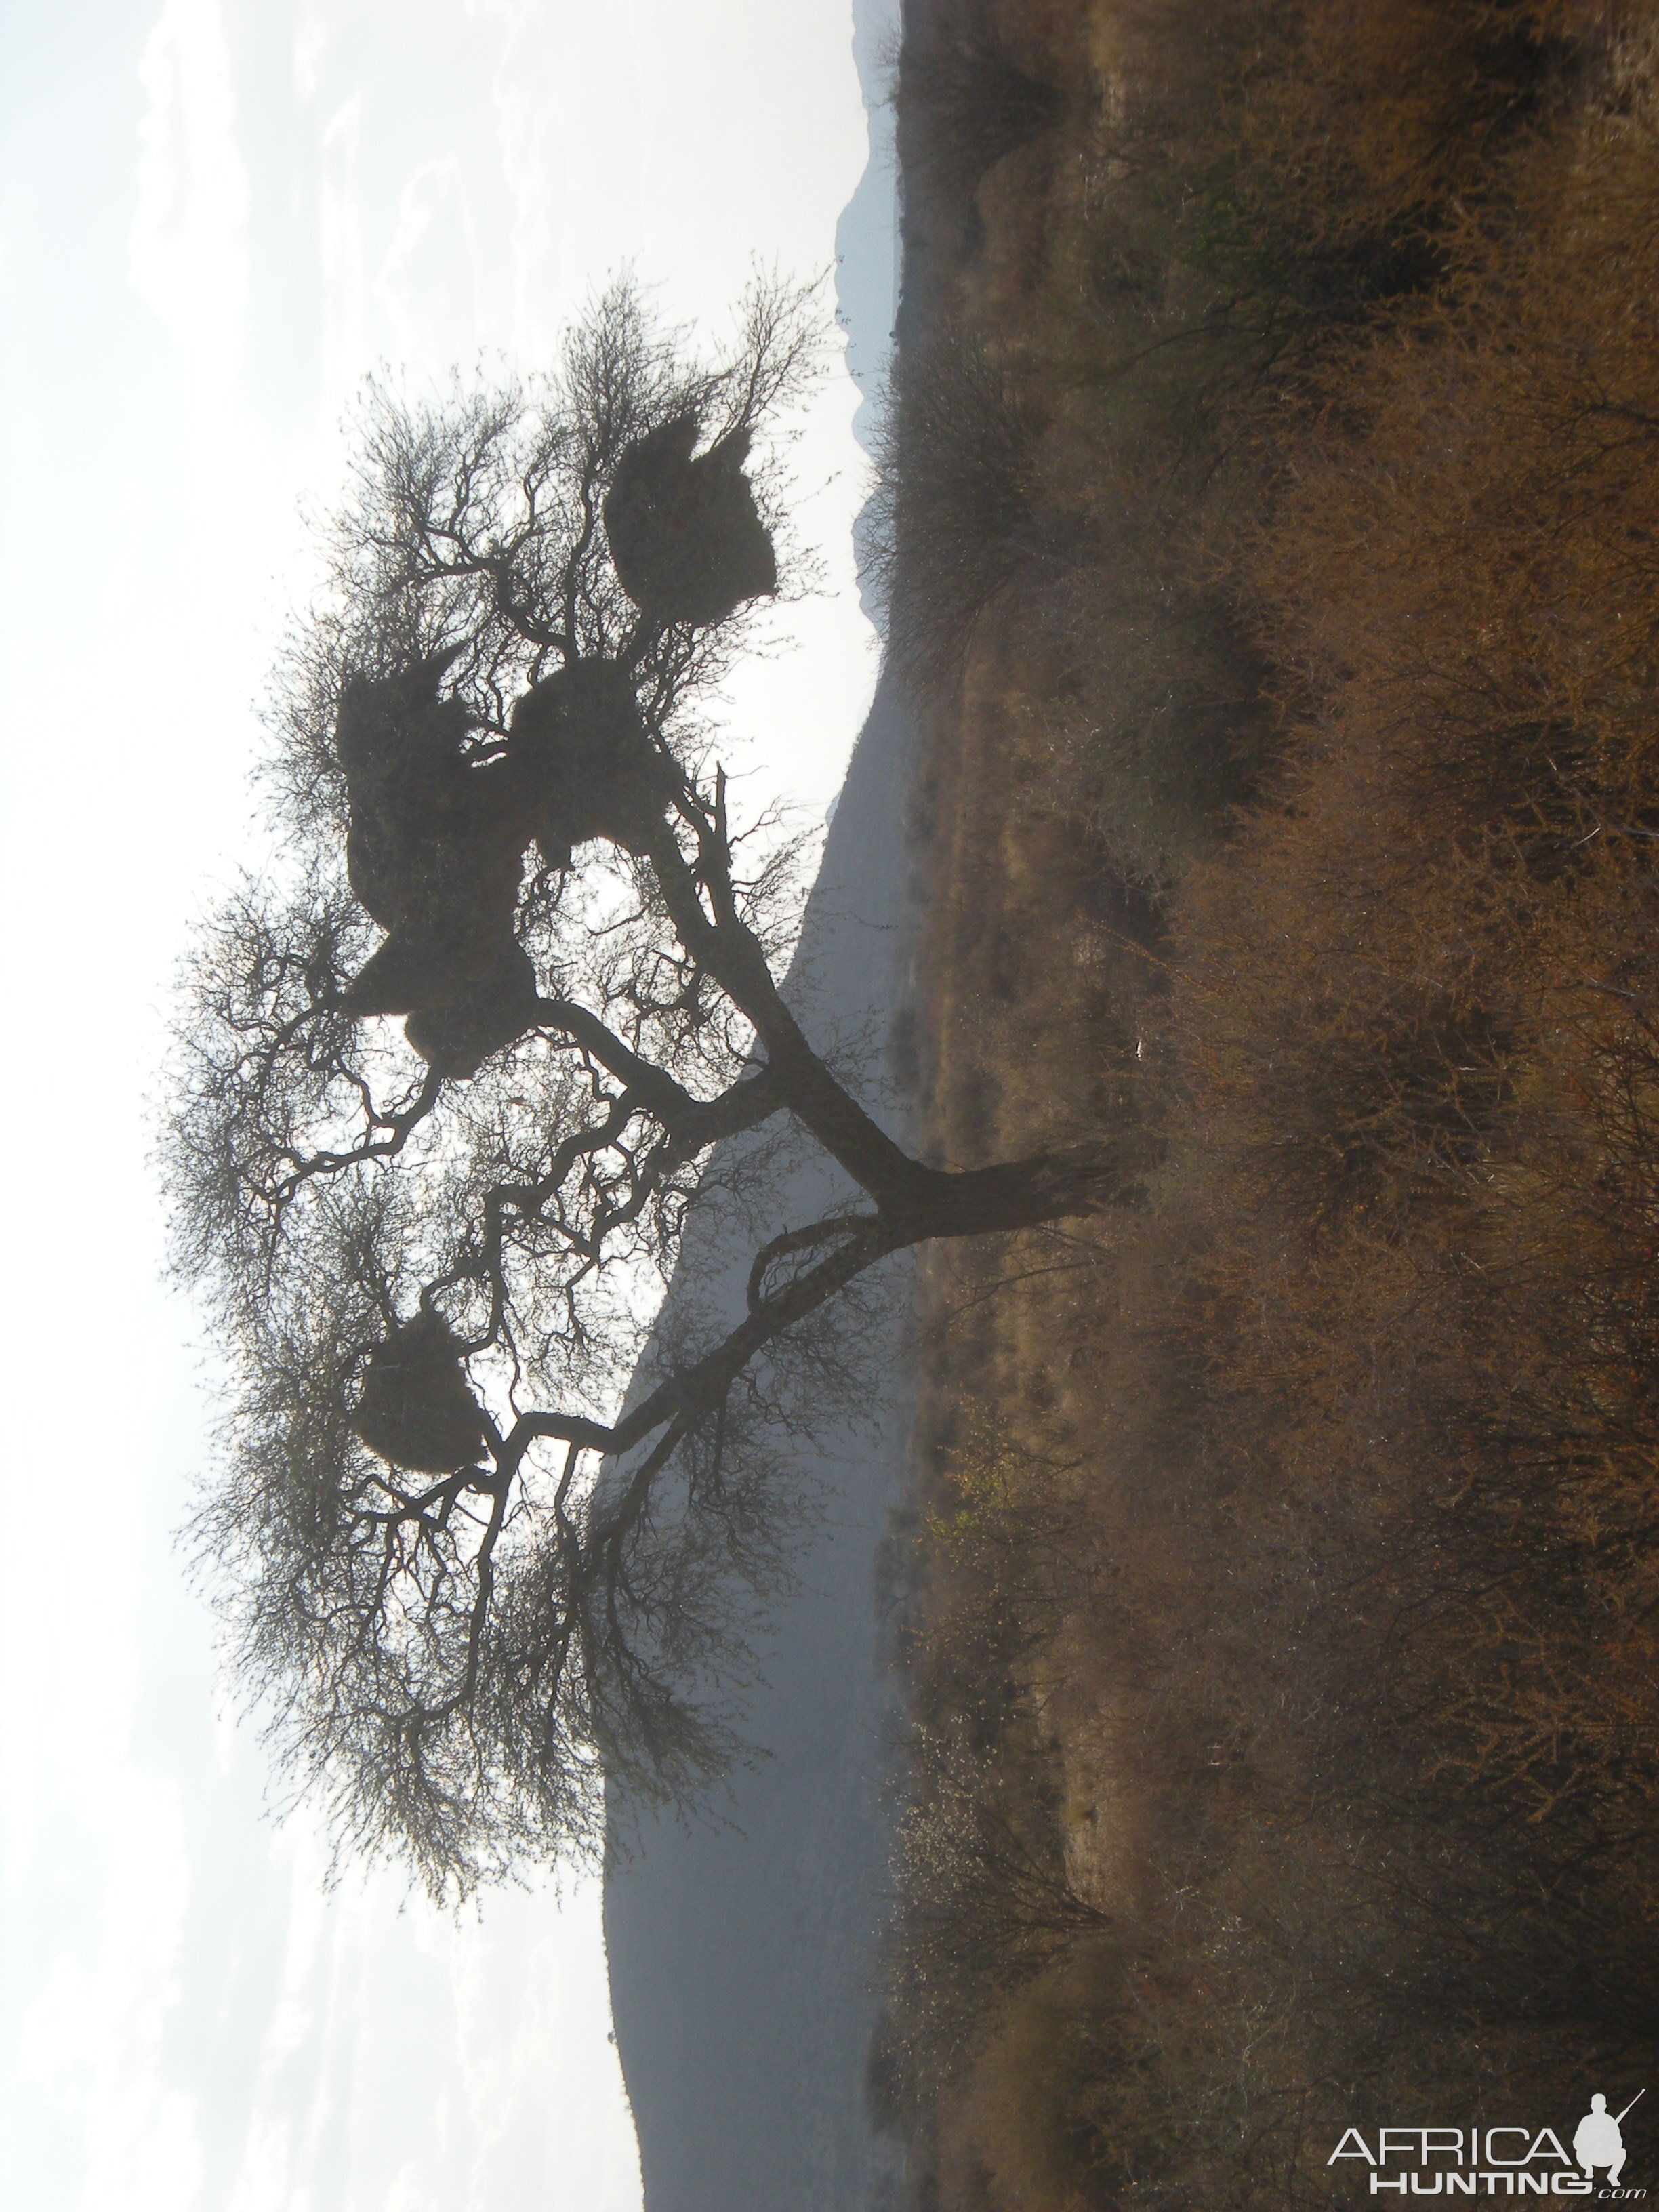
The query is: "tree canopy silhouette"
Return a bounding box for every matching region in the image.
[165,279,1147,1898]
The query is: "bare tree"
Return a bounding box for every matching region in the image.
[165,277,1149,1899]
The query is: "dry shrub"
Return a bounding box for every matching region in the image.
[921,1404,1094,1623]
[879,1724,1108,2114]
[899,0,1072,205]
[1093,0,1618,310]
[954,1966,1113,2212]
[876,327,1052,694]
[1248,118,1659,853]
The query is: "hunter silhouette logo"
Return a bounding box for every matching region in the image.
[1575,2095,1643,2190]
[1328,2089,1646,2196]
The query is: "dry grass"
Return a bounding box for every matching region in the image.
[880,0,1659,2203]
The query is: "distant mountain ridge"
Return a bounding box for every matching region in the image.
[602,6,915,2207]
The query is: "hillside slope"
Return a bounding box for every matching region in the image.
[603,667,916,2212]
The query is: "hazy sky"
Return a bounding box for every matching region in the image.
[0,3,892,2205]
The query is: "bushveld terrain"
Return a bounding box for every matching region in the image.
[873,0,1659,2202]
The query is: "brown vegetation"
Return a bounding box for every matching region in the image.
[879,0,1659,2201]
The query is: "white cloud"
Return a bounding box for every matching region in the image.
[292,0,333,103]
[19,1772,203,2212]
[318,94,367,416]
[373,157,483,367]
[131,0,249,380]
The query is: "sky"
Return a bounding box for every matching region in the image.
[0,3,893,2205]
